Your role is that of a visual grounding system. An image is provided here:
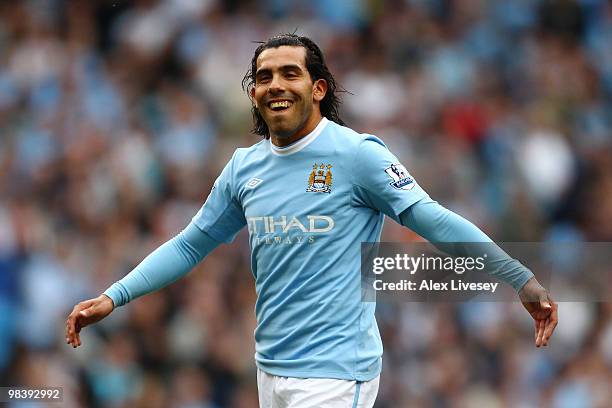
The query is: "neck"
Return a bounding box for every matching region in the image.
[271,112,323,147]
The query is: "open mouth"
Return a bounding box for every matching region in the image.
[268,100,293,112]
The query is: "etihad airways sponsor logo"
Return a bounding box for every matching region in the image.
[247,215,335,235]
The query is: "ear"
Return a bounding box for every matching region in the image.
[313,79,328,103]
[250,87,257,108]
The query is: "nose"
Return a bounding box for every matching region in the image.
[268,74,285,94]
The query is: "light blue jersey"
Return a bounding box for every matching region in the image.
[192,118,427,380]
[105,117,533,382]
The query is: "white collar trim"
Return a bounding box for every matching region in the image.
[270,117,329,156]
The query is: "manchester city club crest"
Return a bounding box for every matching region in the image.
[307,163,333,193]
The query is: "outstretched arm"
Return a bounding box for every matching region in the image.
[65,222,220,348]
[400,197,558,347]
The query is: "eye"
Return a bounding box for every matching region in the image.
[256,74,271,84]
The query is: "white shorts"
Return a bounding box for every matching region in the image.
[257,369,379,408]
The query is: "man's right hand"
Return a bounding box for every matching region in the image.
[65,294,114,348]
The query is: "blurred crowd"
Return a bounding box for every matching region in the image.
[1,0,611,407]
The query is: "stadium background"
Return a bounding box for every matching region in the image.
[1,0,611,406]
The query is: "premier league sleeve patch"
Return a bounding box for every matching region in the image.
[384,163,415,190]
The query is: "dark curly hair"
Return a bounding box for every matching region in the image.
[242,34,345,139]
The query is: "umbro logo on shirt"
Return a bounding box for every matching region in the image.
[245,178,263,189]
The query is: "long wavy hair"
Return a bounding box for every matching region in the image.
[241,34,345,139]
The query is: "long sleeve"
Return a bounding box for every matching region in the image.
[399,197,533,292]
[103,222,221,307]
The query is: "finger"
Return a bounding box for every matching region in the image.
[542,318,551,346]
[542,302,559,345]
[67,312,83,346]
[67,320,74,344]
[538,319,544,347]
[71,330,81,348]
[66,317,77,344]
[73,314,87,347]
[536,319,545,347]
[67,309,85,347]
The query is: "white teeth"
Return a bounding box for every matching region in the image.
[270,101,292,109]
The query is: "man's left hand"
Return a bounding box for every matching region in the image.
[519,277,558,347]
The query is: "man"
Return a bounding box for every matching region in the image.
[66,34,558,407]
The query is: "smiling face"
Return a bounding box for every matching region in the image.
[251,46,327,146]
